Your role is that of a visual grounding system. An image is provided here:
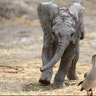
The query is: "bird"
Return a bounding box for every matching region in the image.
[78,54,96,96]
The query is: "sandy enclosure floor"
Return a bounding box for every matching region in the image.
[0,16,96,95]
[0,0,96,95]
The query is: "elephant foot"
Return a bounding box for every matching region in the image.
[53,83,66,89]
[67,74,78,80]
[39,78,50,86]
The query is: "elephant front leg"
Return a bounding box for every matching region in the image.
[53,70,66,88]
[53,44,75,88]
[39,46,53,86]
[53,58,73,88]
[39,69,52,86]
[67,45,79,80]
[67,56,78,80]
[39,37,55,85]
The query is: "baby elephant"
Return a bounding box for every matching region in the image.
[78,55,96,96]
[37,2,84,88]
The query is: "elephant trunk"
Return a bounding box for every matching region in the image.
[40,40,69,72]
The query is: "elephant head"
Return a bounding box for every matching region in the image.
[37,2,84,72]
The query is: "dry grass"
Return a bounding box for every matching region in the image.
[0,47,94,95]
[0,14,96,96]
[0,59,95,95]
[0,0,96,95]
[13,17,40,26]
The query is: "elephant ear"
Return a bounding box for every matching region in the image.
[69,3,85,40]
[37,2,59,38]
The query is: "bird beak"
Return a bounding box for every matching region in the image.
[84,72,87,78]
[78,81,83,86]
[80,87,84,91]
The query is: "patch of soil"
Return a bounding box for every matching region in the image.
[0,0,96,95]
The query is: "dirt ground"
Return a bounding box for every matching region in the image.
[0,0,96,95]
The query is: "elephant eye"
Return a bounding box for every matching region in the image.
[52,31,55,36]
[71,33,74,37]
[52,32,57,38]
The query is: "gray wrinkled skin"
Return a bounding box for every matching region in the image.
[37,2,84,88]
